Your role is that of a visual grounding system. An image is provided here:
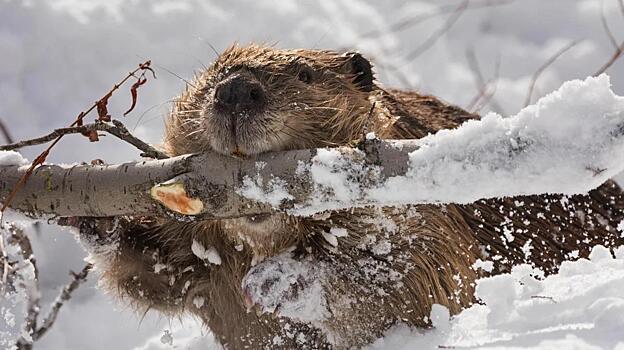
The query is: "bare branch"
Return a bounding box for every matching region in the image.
[0,119,14,144]
[593,0,624,76]
[12,229,40,349]
[0,120,167,159]
[594,43,624,76]
[31,264,93,342]
[465,48,504,114]
[0,60,155,218]
[405,0,470,61]
[0,224,41,350]
[600,0,619,49]
[1,123,623,221]
[363,0,514,39]
[524,40,578,107]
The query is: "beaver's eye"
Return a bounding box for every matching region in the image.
[298,70,313,84]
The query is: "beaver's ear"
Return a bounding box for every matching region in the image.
[342,52,374,92]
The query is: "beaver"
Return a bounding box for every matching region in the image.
[74,44,624,349]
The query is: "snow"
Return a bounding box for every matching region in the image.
[190,239,221,265]
[159,330,173,346]
[321,230,339,247]
[367,245,624,350]
[390,74,624,203]
[330,227,349,237]
[0,224,38,349]
[0,150,27,166]
[192,296,205,309]
[248,75,624,215]
[473,259,495,273]
[429,304,451,332]
[1,0,624,349]
[238,174,294,207]
[242,254,329,323]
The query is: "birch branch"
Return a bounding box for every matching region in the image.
[0,141,418,220]
[0,120,167,160]
[0,75,623,221]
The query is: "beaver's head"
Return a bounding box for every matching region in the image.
[165,44,376,157]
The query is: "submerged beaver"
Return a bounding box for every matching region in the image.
[75,44,624,349]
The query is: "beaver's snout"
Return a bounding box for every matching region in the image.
[214,74,267,116]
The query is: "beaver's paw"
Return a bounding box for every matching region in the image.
[242,254,329,323]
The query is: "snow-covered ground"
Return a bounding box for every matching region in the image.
[1,0,624,349]
[369,245,624,350]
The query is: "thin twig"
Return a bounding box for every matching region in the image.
[151,62,197,90]
[0,120,168,159]
[473,63,501,113]
[524,40,578,107]
[5,226,92,349]
[0,119,14,144]
[0,61,154,217]
[31,263,93,342]
[360,102,377,142]
[594,43,624,76]
[405,0,470,61]
[600,0,619,49]
[363,0,514,38]
[9,226,40,350]
[593,0,624,76]
[465,48,504,114]
[1,225,38,300]
[375,60,414,89]
[531,295,557,303]
[132,99,176,132]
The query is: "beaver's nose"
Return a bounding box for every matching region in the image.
[214,75,267,115]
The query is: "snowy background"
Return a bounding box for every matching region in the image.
[1,0,624,349]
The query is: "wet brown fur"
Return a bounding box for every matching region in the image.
[81,44,624,349]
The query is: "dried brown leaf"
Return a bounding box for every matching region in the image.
[124,76,148,116]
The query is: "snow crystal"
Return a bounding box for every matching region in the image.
[521,239,533,259]
[329,227,348,237]
[190,239,221,265]
[159,330,173,346]
[371,240,392,255]
[309,148,361,203]
[321,231,339,247]
[238,175,294,207]
[192,296,205,309]
[205,249,222,265]
[153,263,167,274]
[366,132,377,140]
[272,335,285,346]
[472,259,494,273]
